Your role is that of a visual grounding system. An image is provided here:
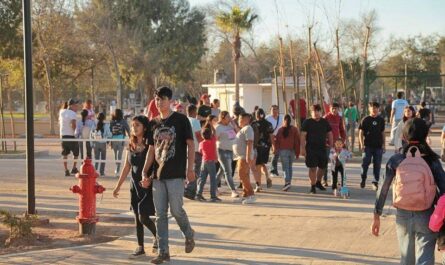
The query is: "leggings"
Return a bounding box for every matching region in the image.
[331,164,344,189]
[134,210,157,247]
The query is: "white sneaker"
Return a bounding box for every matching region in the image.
[242,196,256,204]
[231,191,239,198]
[254,185,262,193]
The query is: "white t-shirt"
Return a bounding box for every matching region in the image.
[59,109,77,136]
[391,99,408,121]
[265,114,284,135]
[188,117,201,151]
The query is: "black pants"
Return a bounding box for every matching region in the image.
[133,207,156,247]
[331,164,344,190]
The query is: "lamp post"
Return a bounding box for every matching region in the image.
[90,58,95,104]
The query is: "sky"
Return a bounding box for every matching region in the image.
[189,0,445,57]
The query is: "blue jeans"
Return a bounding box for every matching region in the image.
[111,141,125,174]
[361,146,383,182]
[279,149,294,184]
[217,149,236,191]
[93,142,107,175]
[184,152,202,197]
[197,160,217,198]
[395,208,436,265]
[270,153,279,173]
[153,178,193,254]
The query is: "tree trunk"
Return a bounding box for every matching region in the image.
[233,33,241,103]
[107,42,123,109]
[278,37,288,115]
[289,40,300,129]
[359,26,371,116]
[7,87,16,151]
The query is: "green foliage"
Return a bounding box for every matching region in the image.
[0,210,37,241]
[0,0,22,58]
[215,5,258,36]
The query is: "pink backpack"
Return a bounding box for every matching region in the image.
[392,146,436,211]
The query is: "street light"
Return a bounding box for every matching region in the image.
[90,58,95,104]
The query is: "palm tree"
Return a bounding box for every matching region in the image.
[216,5,258,102]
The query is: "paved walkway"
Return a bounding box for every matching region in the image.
[0,137,444,264]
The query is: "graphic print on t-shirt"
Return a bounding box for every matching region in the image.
[153,125,176,172]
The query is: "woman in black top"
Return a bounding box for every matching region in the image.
[112,115,157,257]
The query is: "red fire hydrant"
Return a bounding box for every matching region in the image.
[70,159,105,235]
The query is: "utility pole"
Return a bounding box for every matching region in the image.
[273,66,280,110]
[307,26,313,106]
[289,40,301,128]
[0,74,6,152]
[336,29,347,102]
[404,63,408,100]
[90,58,95,104]
[23,0,36,215]
[278,37,288,115]
[359,26,371,116]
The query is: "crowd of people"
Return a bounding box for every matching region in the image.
[57,88,445,264]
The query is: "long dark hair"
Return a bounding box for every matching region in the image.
[402,118,439,164]
[282,114,292,138]
[96,112,105,132]
[112,109,123,121]
[255,108,266,121]
[81,109,88,125]
[129,115,150,152]
[402,106,416,123]
[203,115,216,134]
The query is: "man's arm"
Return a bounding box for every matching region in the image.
[390,109,395,124]
[246,140,253,164]
[186,139,195,182]
[71,119,76,130]
[381,130,386,153]
[358,129,364,150]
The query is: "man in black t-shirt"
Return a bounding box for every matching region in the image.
[300,104,333,194]
[141,87,195,263]
[358,101,386,191]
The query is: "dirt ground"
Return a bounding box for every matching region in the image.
[0,212,134,255]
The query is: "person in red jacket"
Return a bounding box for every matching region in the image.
[274,114,300,191]
[322,103,346,186]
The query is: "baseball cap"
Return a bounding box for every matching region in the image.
[68,98,79,105]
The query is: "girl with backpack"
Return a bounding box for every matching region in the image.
[112,115,157,258]
[274,114,300,192]
[76,109,96,159]
[110,109,130,177]
[372,118,445,264]
[92,112,112,176]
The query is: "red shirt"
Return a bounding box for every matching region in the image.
[199,136,217,162]
[289,98,307,119]
[324,112,346,141]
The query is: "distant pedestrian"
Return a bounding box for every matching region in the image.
[211,98,221,117]
[274,114,300,191]
[233,113,256,204]
[251,108,274,191]
[196,127,221,202]
[343,101,359,151]
[113,115,157,258]
[389,92,408,145]
[83,99,95,121]
[76,109,95,159]
[184,104,202,200]
[92,112,112,176]
[110,109,130,177]
[59,98,80,176]
[266,105,284,177]
[358,102,385,190]
[394,106,416,153]
[215,111,238,198]
[300,104,333,194]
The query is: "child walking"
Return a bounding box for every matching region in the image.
[196,127,221,202]
[328,138,352,196]
[112,115,157,258]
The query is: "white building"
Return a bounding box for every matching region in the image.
[203,76,306,114]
